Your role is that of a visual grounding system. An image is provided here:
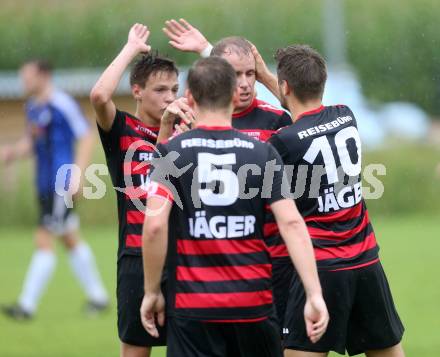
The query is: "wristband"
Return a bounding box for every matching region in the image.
[200,43,213,58]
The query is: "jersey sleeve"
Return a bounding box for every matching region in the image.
[265,144,287,205]
[97,109,126,158]
[269,129,303,165]
[277,111,293,128]
[53,93,90,139]
[268,131,289,162]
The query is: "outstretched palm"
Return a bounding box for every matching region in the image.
[163,18,208,53]
[127,23,151,54]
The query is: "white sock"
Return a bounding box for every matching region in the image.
[18,250,57,314]
[68,242,108,304]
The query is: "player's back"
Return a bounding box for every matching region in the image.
[153,125,283,321]
[270,105,379,271]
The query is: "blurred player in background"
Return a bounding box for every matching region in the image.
[140,56,328,357]
[268,45,405,357]
[162,19,294,331]
[0,59,109,320]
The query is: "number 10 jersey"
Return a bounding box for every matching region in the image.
[269,105,379,271]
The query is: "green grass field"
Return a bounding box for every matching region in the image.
[0,215,439,356]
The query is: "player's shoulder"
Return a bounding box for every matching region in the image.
[255,98,285,116]
[326,104,354,116]
[323,104,357,127]
[50,89,79,111]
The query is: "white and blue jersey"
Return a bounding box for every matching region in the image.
[26,89,89,196]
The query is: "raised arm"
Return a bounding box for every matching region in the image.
[90,23,151,132]
[163,18,212,56]
[250,44,281,101]
[270,198,329,343]
[156,97,196,143]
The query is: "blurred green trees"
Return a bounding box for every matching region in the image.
[0,0,439,114]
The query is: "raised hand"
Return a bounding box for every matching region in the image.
[304,293,329,343]
[127,23,151,54]
[163,18,209,54]
[249,42,271,82]
[162,97,196,127]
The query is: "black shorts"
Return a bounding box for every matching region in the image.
[283,261,404,356]
[272,257,294,332]
[117,255,167,347]
[38,193,79,235]
[167,316,282,357]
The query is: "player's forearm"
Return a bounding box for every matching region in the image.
[3,135,32,162]
[259,71,281,101]
[90,44,139,104]
[142,221,168,295]
[279,219,322,297]
[75,130,94,174]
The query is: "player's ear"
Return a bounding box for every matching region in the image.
[131,84,143,101]
[185,89,195,108]
[280,80,291,97]
[232,88,240,108]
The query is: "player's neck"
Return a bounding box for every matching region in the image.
[194,107,233,128]
[34,84,53,104]
[135,108,160,128]
[290,98,323,122]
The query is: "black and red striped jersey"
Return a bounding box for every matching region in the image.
[148,125,285,321]
[98,110,159,259]
[269,105,379,271]
[232,97,291,141]
[232,97,292,260]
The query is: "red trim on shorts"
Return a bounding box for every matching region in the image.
[329,257,380,272]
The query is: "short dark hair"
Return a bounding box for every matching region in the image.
[23,59,53,74]
[130,52,178,88]
[211,36,252,57]
[275,45,327,103]
[187,57,236,110]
